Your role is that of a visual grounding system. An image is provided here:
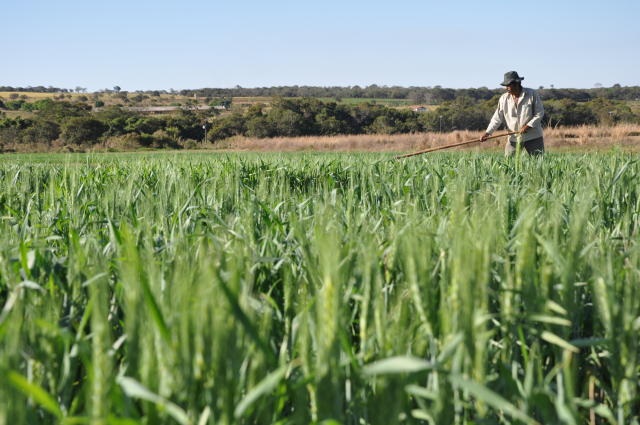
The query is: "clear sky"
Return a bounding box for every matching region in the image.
[4,0,639,92]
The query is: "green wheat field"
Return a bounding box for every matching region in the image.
[0,152,638,424]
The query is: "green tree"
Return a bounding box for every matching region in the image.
[349,103,387,132]
[368,115,396,134]
[37,100,91,122]
[589,98,637,125]
[165,109,206,141]
[61,117,108,145]
[208,113,246,141]
[543,99,597,127]
[268,97,322,135]
[4,100,26,111]
[209,97,232,109]
[315,103,355,135]
[0,127,20,147]
[95,106,135,136]
[267,108,304,137]
[22,119,60,145]
[420,97,493,132]
[246,116,273,138]
[124,116,165,135]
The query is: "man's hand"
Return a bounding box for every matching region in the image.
[480,133,491,142]
[519,125,531,135]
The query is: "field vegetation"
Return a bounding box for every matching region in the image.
[0,151,638,424]
[1,84,640,153]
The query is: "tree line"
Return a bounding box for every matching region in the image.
[3,84,640,103]
[181,84,640,104]
[1,92,639,150]
[206,96,637,142]
[0,99,204,150]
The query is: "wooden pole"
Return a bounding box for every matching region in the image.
[395,132,517,159]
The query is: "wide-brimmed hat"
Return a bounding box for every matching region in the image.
[501,71,524,86]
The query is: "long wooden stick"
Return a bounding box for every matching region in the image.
[395,131,517,159]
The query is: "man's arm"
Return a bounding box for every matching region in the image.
[481,101,505,141]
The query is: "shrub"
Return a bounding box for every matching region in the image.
[151,129,179,148]
[22,119,60,145]
[61,117,108,145]
[104,133,143,150]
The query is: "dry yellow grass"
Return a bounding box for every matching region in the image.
[0,91,61,101]
[215,124,640,154]
[545,124,640,152]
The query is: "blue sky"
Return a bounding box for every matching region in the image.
[5,0,639,92]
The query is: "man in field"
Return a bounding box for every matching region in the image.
[481,71,545,155]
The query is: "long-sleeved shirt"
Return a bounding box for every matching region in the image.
[486,87,544,143]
